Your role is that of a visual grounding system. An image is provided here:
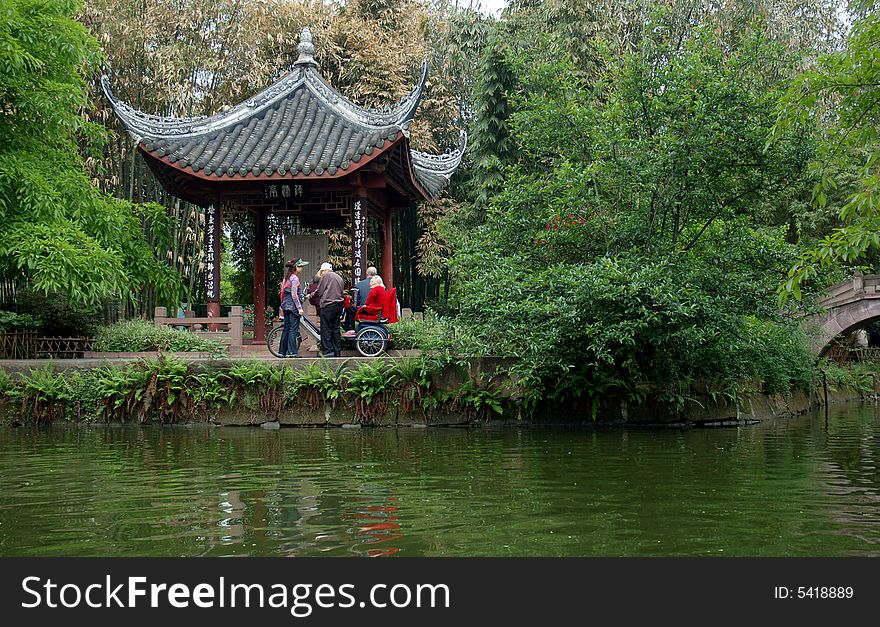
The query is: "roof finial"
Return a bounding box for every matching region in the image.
[295,27,318,67]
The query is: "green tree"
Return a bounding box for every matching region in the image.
[773,2,880,300]
[448,18,815,403]
[0,0,181,309]
[469,29,516,209]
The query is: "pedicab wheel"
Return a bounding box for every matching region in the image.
[355,327,387,357]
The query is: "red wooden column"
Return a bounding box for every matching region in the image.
[205,201,222,320]
[253,208,268,344]
[381,205,394,289]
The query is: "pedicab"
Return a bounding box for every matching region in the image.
[340,286,398,357]
[267,287,397,358]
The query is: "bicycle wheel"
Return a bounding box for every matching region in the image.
[266,324,284,357]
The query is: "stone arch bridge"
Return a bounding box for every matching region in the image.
[808,274,880,355]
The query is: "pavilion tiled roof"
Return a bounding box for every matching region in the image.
[102,27,465,199]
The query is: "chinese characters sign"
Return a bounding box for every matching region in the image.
[264,184,305,201]
[205,205,219,302]
[352,199,366,281]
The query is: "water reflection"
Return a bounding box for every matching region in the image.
[351,497,402,557]
[1,404,880,556]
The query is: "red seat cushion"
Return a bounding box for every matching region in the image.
[355,305,382,322]
[384,288,398,323]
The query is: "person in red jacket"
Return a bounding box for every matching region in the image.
[347,276,387,333]
[363,275,387,313]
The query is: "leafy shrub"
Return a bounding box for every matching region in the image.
[90,364,153,420]
[391,356,442,416]
[719,318,815,397]
[0,310,41,332]
[89,357,198,423]
[188,371,236,411]
[227,361,286,414]
[346,360,397,423]
[226,360,279,387]
[821,360,877,395]
[95,320,225,354]
[390,311,483,357]
[0,369,12,396]
[14,289,102,337]
[451,376,505,421]
[6,366,71,422]
[145,356,190,421]
[68,368,108,421]
[389,314,441,350]
[447,250,818,408]
[288,363,348,409]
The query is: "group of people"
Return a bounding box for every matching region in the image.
[277,259,388,358]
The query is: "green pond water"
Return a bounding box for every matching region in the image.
[1,405,880,556]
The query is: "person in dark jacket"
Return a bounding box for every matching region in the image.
[312,262,345,357]
[344,265,376,331]
[355,266,378,307]
[305,269,325,317]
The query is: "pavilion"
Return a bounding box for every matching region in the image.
[102,27,465,342]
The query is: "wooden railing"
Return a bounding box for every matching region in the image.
[0,332,96,359]
[825,345,880,364]
[35,337,97,358]
[154,306,243,347]
[0,331,36,359]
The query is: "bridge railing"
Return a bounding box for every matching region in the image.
[819,273,880,308]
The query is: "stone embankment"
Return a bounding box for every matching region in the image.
[1,356,874,427]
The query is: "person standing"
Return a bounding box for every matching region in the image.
[279,259,308,357]
[312,262,345,357]
[305,268,326,318]
[355,266,377,307]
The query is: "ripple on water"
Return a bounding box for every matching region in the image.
[2,405,880,556]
